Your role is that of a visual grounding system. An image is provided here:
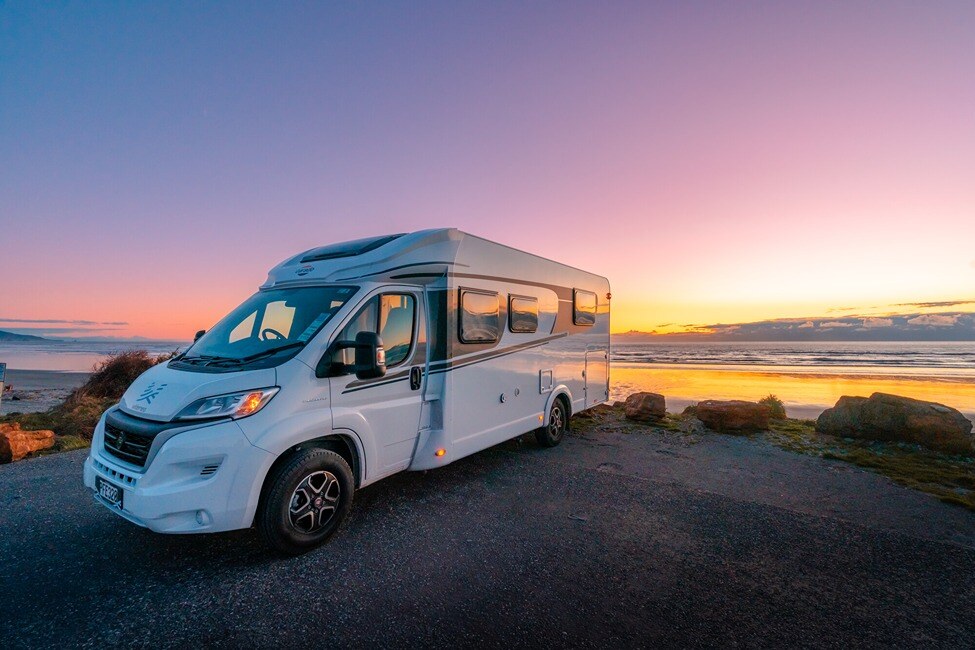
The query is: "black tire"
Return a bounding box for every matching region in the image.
[257,448,354,556]
[535,396,568,447]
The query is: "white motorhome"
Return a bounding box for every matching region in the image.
[84,229,610,554]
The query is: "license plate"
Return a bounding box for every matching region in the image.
[96,476,124,509]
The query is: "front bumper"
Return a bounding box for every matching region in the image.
[84,417,274,534]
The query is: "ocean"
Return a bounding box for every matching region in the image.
[0,340,188,372]
[1,339,972,377]
[612,341,975,379]
[2,339,973,418]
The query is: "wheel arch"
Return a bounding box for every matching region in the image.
[252,432,364,527]
[543,387,573,426]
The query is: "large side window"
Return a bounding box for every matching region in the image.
[508,295,538,333]
[459,289,500,343]
[573,289,597,326]
[335,294,416,369]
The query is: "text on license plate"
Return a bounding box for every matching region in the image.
[96,477,123,509]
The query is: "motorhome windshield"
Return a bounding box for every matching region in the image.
[174,286,357,370]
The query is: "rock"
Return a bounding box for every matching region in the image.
[695,400,771,432]
[816,393,974,454]
[0,423,56,463]
[624,392,666,422]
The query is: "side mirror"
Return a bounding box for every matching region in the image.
[194,329,206,342]
[314,332,387,379]
[354,331,386,380]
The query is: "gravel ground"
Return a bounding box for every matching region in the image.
[1,421,973,648]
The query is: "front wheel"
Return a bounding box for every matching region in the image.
[257,448,354,556]
[535,397,568,447]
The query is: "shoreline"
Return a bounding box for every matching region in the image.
[1,370,90,415]
[4,364,975,423]
[611,363,975,422]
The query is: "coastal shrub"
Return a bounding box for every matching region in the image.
[759,394,787,420]
[52,349,177,438]
[66,349,176,403]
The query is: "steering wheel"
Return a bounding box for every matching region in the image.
[260,327,286,341]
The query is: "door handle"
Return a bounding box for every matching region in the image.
[409,366,422,391]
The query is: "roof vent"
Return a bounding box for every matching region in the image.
[300,234,405,264]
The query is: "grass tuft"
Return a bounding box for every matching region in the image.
[759,394,787,420]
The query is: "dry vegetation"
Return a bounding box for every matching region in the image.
[0,350,175,453]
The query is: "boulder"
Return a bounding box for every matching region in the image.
[816,393,974,454]
[0,423,55,463]
[624,392,666,422]
[695,400,771,432]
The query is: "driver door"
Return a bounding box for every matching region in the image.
[328,289,425,478]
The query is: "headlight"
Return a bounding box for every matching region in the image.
[176,387,280,421]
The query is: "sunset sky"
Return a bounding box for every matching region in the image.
[2,2,974,341]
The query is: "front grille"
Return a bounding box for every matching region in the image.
[104,422,153,467]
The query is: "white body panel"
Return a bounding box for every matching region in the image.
[85,229,609,533]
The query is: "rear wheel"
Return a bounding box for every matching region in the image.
[257,448,354,555]
[535,396,568,447]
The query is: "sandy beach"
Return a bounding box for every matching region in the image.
[1,369,90,415]
[611,363,975,422]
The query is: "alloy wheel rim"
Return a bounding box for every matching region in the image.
[549,405,565,439]
[289,470,340,533]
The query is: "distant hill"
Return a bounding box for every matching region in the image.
[0,329,49,342]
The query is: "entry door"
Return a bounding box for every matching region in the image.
[585,348,609,407]
[329,291,425,476]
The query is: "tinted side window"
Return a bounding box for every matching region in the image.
[379,294,415,366]
[335,294,416,369]
[508,296,538,333]
[460,289,500,343]
[573,289,597,326]
[336,297,379,367]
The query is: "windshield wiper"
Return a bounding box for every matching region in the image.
[207,342,307,366]
[176,354,237,366]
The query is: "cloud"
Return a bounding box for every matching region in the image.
[861,318,893,328]
[797,321,815,329]
[893,300,974,309]
[820,321,853,328]
[3,327,127,336]
[907,314,959,327]
[0,317,129,326]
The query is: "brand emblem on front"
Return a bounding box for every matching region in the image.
[137,381,167,405]
[296,265,314,276]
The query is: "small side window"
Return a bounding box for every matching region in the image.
[508,296,538,333]
[573,289,597,326]
[460,289,500,343]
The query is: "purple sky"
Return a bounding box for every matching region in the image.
[2,2,974,339]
